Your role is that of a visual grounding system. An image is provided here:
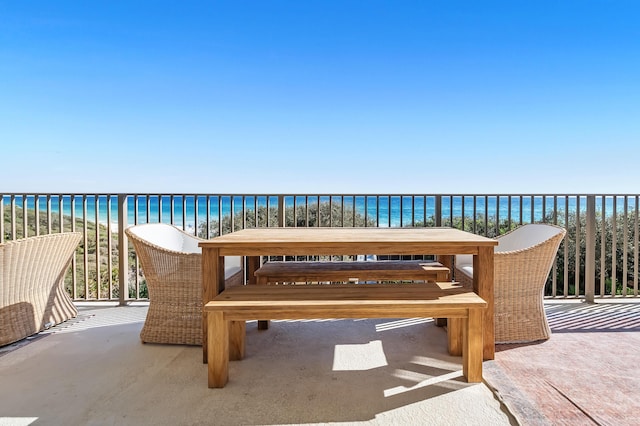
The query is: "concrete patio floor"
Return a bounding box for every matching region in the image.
[4,300,638,425]
[0,304,516,426]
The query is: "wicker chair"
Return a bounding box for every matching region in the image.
[1,232,82,346]
[454,224,566,344]
[125,223,242,345]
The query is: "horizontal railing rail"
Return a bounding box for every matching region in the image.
[2,193,638,303]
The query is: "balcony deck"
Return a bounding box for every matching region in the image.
[0,300,638,425]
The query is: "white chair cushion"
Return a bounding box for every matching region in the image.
[496,224,564,253]
[458,264,474,279]
[455,254,473,268]
[224,255,242,277]
[127,223,201,253]
[128,223,241,277]
[455,224,565,281]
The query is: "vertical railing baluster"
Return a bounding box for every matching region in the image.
[449,195,454,228]
[635,196,639,296]
[107,195,113,299]
[530,195,534,223]
[59,195,63,233]
[519,196,523,225]
[217,196,222,235]
[183,194,188,228]
[473,195,477,234]
[507,195,512,230]
[483,195,488,236]
[206,195,211,238]
[82,195,89,299]
[133,195,140,298]
[623,196,629,296]
[460,195,465,231]
[551,195,558,297]
[10,195,16,240]
[46,195,52,234]
[118,194,128,305]
[34,195,40,235]
[20,195,27,238]
[194,195,199,235]
[564,196,569,297]
[170,195,175,225]
[364,195,368,226]
[586,195,596,303]
[612,197,617,296]
[242,195,247,230]
[423,195,427,226]
[0,195,4,243]
[600,196,606,297]
[495,196,500,236]
[95,195,101,299]
[633,195,640,297]
[575,196,582,297]
[278,195,284,227]
[70,195,77,299]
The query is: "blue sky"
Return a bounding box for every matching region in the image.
[2,1,639,194]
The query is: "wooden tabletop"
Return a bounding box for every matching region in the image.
[198,227,497,256]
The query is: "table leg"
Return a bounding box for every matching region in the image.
[475,246,495,360]
[434,255,453,327]
[202,248,223,363]
[249,255,271,330]
[247,256,260,284]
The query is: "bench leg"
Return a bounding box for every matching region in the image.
[462,309,483,383]
[229,320,246,360]
[208,311,229,388]
[447,318,463,356]
[434,318,447,327]
[435,271,450,281]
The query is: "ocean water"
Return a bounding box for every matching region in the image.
[3,194,633,230]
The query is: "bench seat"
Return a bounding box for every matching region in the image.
[204,282,486,388]
[254,260,450,284]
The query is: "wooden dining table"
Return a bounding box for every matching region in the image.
[199,227,498,361]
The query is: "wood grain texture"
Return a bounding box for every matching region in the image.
[205,283,486,388]
[255,260,449,283]
[199,227,498,362]
[207,311,228,388]
[200,227,497,256]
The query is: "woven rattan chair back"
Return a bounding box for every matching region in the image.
[1,232,82,346]
[455,224,566,343]
[126,223,204,345]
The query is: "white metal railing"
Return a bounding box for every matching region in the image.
[2,193,639,302]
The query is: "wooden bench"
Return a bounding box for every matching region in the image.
[254,260,450,330]
[204,282,486,388]
[254,260,450,284]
